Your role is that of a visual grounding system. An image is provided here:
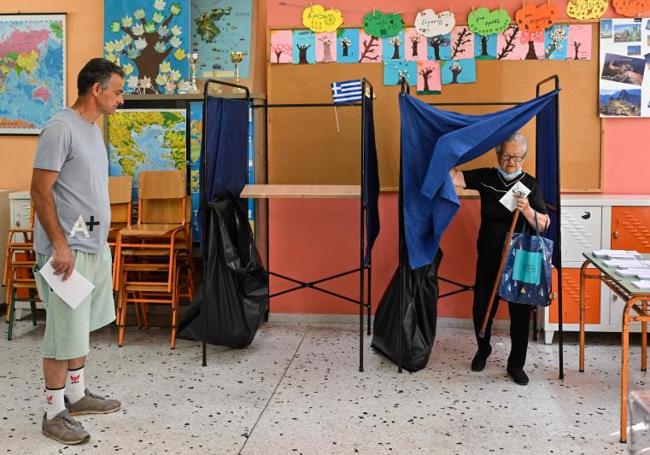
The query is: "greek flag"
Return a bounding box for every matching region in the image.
[331,79,363,105]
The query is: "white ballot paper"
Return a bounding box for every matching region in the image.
[632,280,650,290]
[38,258,95,310]
[499,181,531,212]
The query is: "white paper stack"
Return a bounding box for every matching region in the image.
[603,259,648,268]
[616,268,650,279]
[632,280,650,290]
[593,249,641,259]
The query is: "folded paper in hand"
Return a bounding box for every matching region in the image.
[38,258,95,310]
[499,181,531,212]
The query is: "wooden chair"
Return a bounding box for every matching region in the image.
[108,176,133,288]
[3,207,38,338]
[114,170,194,349]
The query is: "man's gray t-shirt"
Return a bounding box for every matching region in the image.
[33,108,110,256]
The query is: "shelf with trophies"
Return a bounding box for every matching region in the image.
[110,51,266,243]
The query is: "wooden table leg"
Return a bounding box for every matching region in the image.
[579,260,589,372]
[621,300,633,444]
[643,301,648,372]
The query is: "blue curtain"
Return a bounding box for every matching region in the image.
[364,98,380,264]
[399,90,559,269]
[199,96,249,246]
[535,95,561,267]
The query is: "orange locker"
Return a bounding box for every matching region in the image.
[549,268,600,324]
[611,207,650,252]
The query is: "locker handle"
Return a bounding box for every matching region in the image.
[581,211,591,220]
[613,231,620,239]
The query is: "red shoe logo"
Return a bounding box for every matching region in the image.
[46,394,53,404]
[70,374,80,384]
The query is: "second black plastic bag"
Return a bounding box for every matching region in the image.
[177,193,268,348]
[371,250,442,372]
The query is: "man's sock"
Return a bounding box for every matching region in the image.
[65,366,85,404]
[45,387,66,419]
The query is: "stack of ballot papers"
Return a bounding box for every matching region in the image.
[593,249,642,259]
[632,280,650,290]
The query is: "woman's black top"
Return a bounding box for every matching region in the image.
[462,168,548,261]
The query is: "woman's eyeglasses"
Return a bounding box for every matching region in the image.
[499,154,525,163]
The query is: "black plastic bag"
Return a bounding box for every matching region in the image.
[178,193,268,348]
[371,250,442,372]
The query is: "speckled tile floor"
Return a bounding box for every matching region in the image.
[1,316,647,454]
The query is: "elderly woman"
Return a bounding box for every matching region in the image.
[450,132,550,385]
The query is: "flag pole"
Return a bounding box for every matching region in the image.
[334,106,340,133]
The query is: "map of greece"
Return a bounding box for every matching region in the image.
[0,15,65,134]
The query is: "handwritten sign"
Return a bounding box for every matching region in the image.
[363,11,405,38]
[566,0,608,19]
[612,0,649,17]
[515,3,559,33]
[468,7,512,36]
[302,4,344,32]
[414,9,455,38]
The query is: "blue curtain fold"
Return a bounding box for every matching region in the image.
[535,94,560,267]
[199,96,249,246]
[399,90,559,269]
[364,98,380,265]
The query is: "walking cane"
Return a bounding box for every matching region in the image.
[478,207,520,338]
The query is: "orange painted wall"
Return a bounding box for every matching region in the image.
[266,1,650,317]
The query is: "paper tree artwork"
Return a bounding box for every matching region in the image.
[427,34,452,60]
[383,60,417,85]
[468,7,511,36]
[451,26,475,59]
[270,30,293,63]
[497,25,522,59]
[566,0,609,20]
[404,28,427,61]
[544,25,569,60]
[383,31,405,61]
[414,9,455,37]
[567,25,592,60]
[359,29,382,62]
[417,61,441,94]
[515,3,559,33]
[336,28,359,63]
[302,4,344,32]
[293,29,316,64]
[363,11,404,38]
[441,59,476,84]
[104,0,191,94]
[316,32,336,63]
[475,34,498,59]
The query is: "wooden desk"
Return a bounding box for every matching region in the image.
[579,253,650,443]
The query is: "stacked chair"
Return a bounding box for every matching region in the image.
[113,170,195,349]
[3,208,38,340]
[108,176,133,288]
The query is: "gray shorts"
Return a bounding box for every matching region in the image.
[35,244,115,360]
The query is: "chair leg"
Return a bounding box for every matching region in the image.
[7,287,16,341]
[29,288,37,326]
[117,287,127,347]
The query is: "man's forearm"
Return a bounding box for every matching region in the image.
[31,187,68,249]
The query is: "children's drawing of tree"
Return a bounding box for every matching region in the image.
[340,37,352,56]
[389,36,402,59]
[420,66,433,91]
[105,0,188,94]
[497,25,519,60]
[297,43,311,64]
[319,35,334,62]
[271,43,291,63]
[545,26,567,59]
[573,40,581,60]
[479,35,490,57]
[359,36,380,62]
[451,27,471,59]
[410,34,422,57]
[428,35,450,60]
[449,61,462,84]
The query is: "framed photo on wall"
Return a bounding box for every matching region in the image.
[0,13,66,135]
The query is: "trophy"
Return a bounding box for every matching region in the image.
[188,52,199,93]
[230,51,245,84]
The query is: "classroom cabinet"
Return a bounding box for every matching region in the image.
[542,197,650,344]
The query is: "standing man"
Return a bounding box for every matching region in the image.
[31,58,125,444]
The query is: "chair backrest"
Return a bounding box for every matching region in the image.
[137,170,186,225]
[109,176,133,226]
